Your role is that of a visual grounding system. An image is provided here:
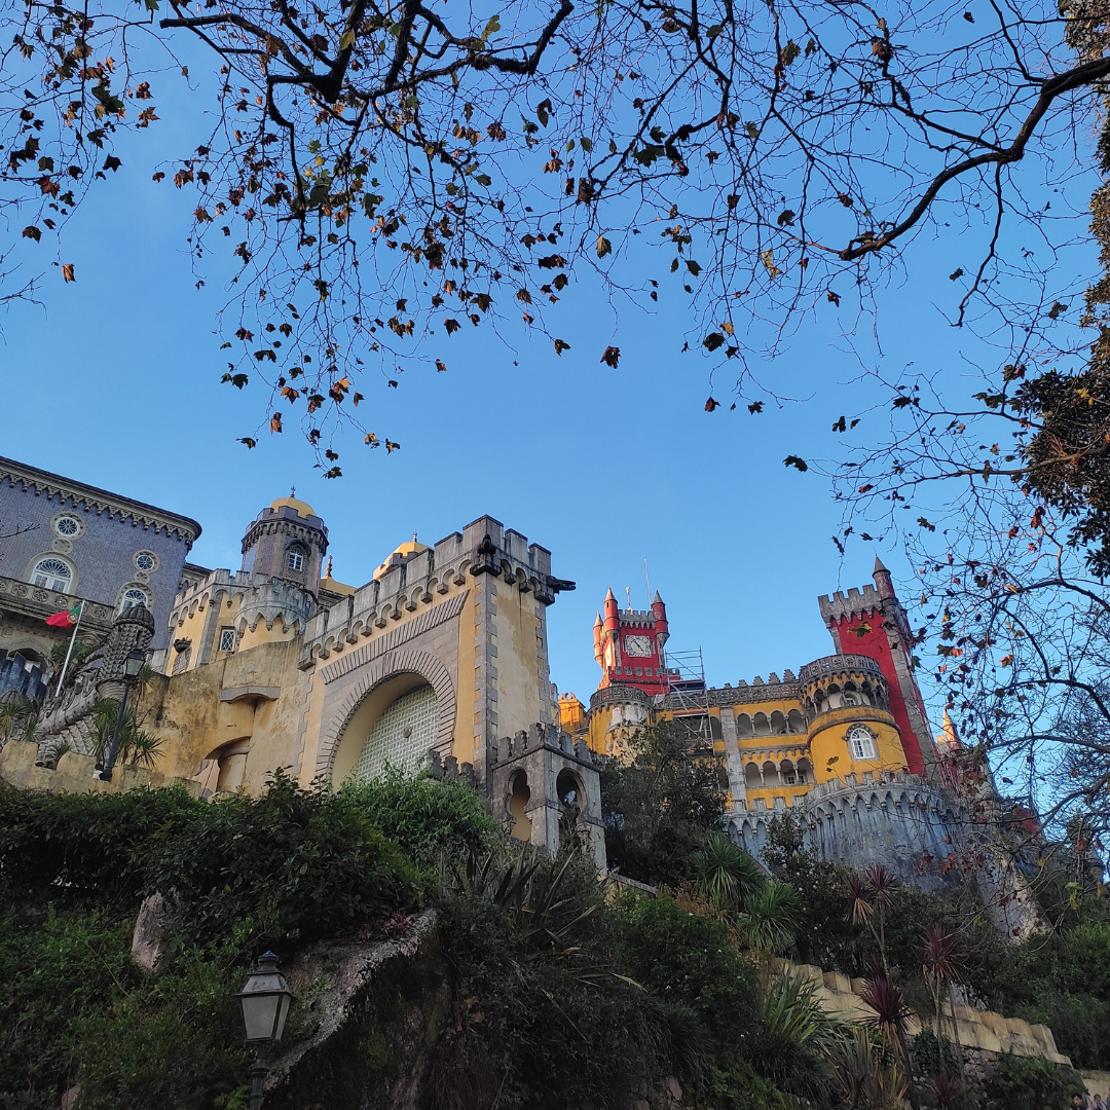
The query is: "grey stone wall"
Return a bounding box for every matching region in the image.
[0,463,198,650]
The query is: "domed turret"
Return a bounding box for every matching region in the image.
[240,489,328,590]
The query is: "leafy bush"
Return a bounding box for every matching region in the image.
[614,893,760,1054]
[0,772,420,952]
[338,769,497,864]
[599,721,725,887]
[980,1052,1085,1110]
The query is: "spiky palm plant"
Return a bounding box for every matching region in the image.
[860,975,919,1110]
[738,880,798,955]
[121,727,164,770]
[693,831,765,911]
[921,924,965,1086]
[825,1026,907,1110]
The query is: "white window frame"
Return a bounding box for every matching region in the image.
[31,556,74,593]
[286,548,305,572]
[218,627,237,653]
[118,586,151,614]
[846,725,877,760]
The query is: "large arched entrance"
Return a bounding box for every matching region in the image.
[331,672,439,784]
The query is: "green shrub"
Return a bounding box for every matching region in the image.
[614,894,760,1054]
[0,773,419,952]
[337,769,498,864]
[980,1052,1085,1110]
[0,910,133,1109]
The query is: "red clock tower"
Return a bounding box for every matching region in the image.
[593,587,674,697]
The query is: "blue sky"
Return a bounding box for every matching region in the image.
[0,32,1095,709]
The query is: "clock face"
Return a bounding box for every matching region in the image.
[624,634,654,658]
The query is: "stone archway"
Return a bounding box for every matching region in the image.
[315,647,456,782]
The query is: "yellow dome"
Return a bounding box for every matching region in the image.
[372,535,430,581]
[271,495,317,519]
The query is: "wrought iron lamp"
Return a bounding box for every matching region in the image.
[237,951,294,1110]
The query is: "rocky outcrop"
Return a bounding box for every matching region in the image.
[131,892,170,975]
[263,909,448,1110]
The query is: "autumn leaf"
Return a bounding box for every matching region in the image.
[596,235,612,258]
[703,332,725,352]
[444,319,461,334]
[600,346,620,368]
[783,455,808,471]
[748,401,764,414]
[705,396,720,412]
[21,226,40,241]
[239,437,257,449]
[435,359,448,372]
[61,262,75,283]
[385,439,401,453]
[553,338,571,355]
[270,412,283,433]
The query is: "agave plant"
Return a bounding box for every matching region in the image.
[693,831,765,911]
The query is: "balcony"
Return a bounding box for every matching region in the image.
[798,654,884,685]
[0,574,115,635]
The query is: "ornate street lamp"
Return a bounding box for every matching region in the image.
[98,647,146,781]
[237,951,294,1110]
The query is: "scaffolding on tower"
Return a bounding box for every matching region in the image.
[660,645,716,754]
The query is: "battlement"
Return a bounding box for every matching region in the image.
[490,721,595,768]
[425,749,478,787]
[696,672,801,708]
[298,517,570,668]
[817,583,883,625]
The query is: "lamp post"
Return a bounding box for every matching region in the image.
[237,951,294,1110]
[98,647,146,781]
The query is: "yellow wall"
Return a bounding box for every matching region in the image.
[807,706,907,782]
[145,640,304,789]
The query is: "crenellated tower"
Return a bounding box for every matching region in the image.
[240,494,329,593]
[595,587,673,697]
[817,558,938,777]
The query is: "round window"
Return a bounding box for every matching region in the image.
[54,515,81,537]
[135,551,157,572]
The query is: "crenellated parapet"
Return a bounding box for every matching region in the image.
[489,721,595,770]
[817,584,884,626]
[425,748,477,788]
[690,671,801,708]
[298,517,572,670]
[487,719,606,866]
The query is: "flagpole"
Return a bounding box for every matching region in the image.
[55,601,84,693]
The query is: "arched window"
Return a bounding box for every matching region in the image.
[846,725,877,760]
[353,684,438,782]
[118,586,150,613]
[31,556,73,592]
[286,546,306,572]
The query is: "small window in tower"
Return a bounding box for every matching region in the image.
[846,725,877,760]
[287,548,305,572]
[218,627,236,653]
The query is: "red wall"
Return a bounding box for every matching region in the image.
[832,614,926,775]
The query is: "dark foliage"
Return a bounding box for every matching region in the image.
[980,1052,1086,1110]
[599,721,726,887]
[0,771,421,952]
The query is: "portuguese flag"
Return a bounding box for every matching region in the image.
[45,605,81,629]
